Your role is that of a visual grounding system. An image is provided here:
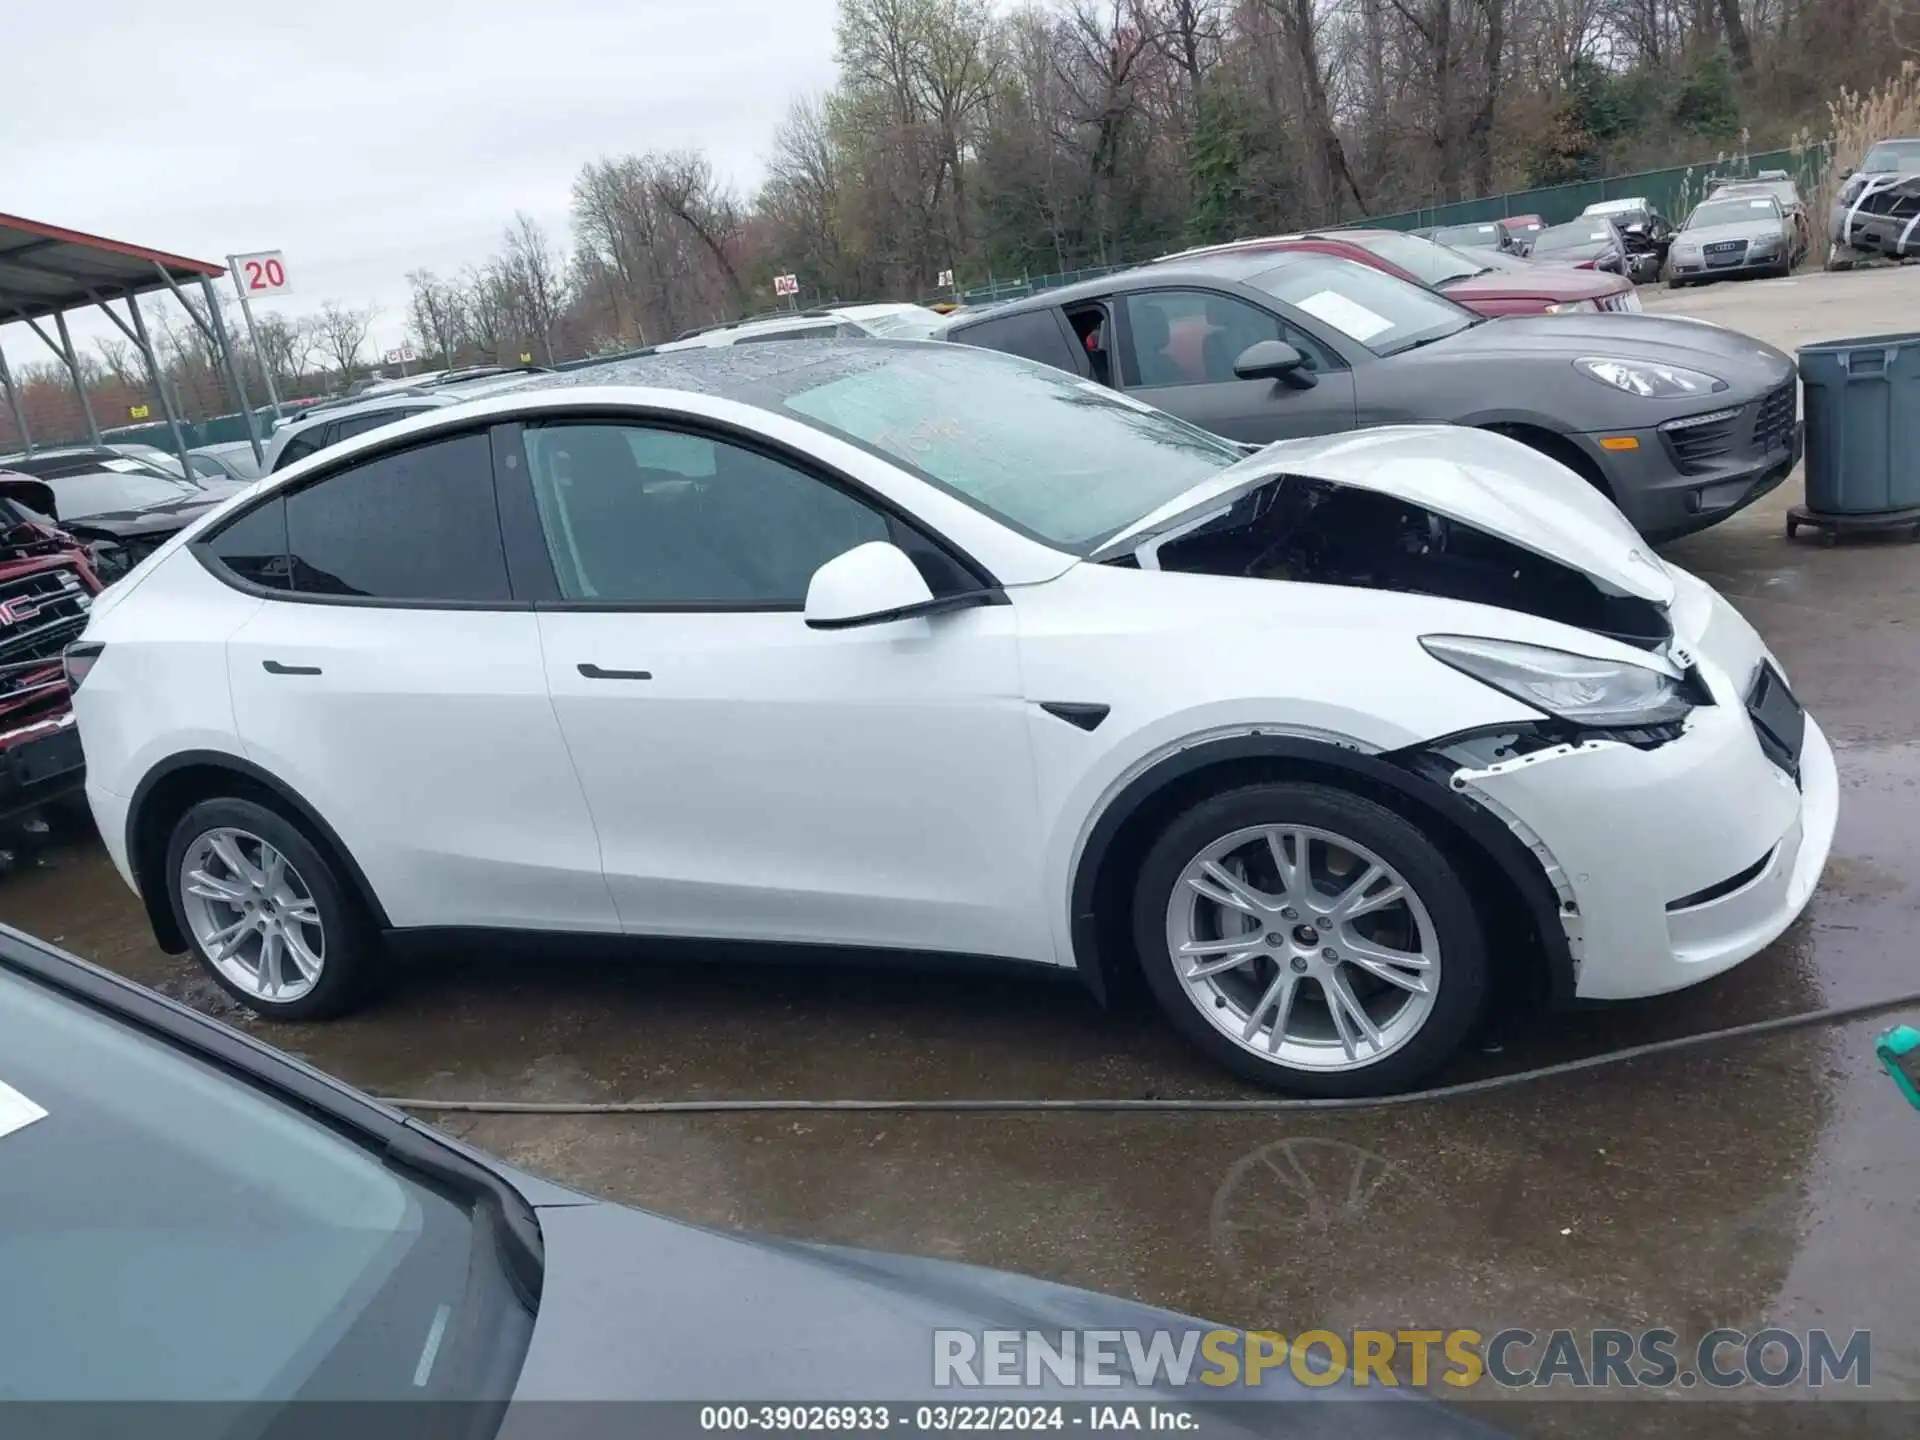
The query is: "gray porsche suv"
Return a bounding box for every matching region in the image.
[944,251,1800,542]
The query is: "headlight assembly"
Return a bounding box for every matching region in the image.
[1545,300,1599,314]
[1574,356,1727,399]
[1420,635,1696,727]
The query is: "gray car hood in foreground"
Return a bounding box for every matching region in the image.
[496,1199,1503,1435]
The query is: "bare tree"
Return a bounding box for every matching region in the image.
[314,301,377,382]
[405,269,468,367]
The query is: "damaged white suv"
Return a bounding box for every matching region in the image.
[67,341,1838,1095]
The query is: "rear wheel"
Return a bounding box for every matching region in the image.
[165,797,377,1020]
[1130,783,1488,1096]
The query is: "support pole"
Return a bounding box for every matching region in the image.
[226,257,283,419]
[155,265,263,467]
[98,294,193,482]
[0,339,31,456]
[26,310,102,447]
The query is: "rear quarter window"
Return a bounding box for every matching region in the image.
[949,310,1082,376]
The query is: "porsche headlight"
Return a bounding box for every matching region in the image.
[1421,635,1695,727]
[1574,356,1727,399]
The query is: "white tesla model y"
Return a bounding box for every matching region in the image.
[66,342,1836,1094]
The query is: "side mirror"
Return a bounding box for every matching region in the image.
[1233,340,1315,388]
[804,541,937,630]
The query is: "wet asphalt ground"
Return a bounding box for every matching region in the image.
[5,268,1919,1435]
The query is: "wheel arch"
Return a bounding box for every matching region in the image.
[1475,420,1615,499]
[1067,733,1575,1010]
[126,751,391,954]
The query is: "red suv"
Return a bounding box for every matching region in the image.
[0,472,102,848]
[1158,229,1639,316]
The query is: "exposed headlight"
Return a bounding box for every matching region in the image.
[1575,356,1727,399]
[1421,635,1695,727]
[1545,299,1599,314]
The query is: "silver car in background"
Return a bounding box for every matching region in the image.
[1667,193,1797,286]
[1830,136,1920,267]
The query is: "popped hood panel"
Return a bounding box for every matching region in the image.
[1096,425,1676,605]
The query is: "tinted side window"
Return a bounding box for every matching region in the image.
[283,431,510,602]
[1123,290,1303,388]
[332,409,414,442]
[205,496,291,591]
[271,432,323,472]
[951,310,1079,374]
[522,423,889,606]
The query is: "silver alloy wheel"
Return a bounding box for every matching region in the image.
[1164,824,1440,1072]
[178,827,324,1003]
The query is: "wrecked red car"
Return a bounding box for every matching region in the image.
[0,471,101,843]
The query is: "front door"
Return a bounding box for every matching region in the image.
[218,430,617,933]
[508,419,1054,963]
[1115,287,1359,444]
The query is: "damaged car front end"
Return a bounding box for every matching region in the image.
[0,474,102,850]
[1096,425,1838,1006]
[1832,170,1920,265]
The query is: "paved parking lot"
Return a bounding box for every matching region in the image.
[6,265,1920,1432]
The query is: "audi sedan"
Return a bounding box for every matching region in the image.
[68,342,1835,1095]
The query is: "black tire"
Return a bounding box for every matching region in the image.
[1129,782,1488,1097]
[164,795,378,1021]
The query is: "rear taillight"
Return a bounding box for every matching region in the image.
[63,641,103,693]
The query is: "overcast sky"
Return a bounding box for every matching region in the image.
[1,0,841,362]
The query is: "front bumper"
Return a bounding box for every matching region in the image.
[1575,393,1803,543]
[1836,209,1920,259]
[1449,620,1836,1002]
[0,712,86,824]
[1668,247,1788,279]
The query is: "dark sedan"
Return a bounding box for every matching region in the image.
[942,250,1800,541]
[0,462,246,582]
[0,924,1503,1435]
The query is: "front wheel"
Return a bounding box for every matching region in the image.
[1131,783,1488,1096]
[165,796,376,1020]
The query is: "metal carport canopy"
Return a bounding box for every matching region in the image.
[0,211,262,469]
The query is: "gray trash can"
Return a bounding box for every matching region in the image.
[1789,332,1920,541]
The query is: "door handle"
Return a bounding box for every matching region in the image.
[577,663,652,681]
[262,660,322,676]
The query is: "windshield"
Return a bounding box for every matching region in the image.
[778,346,1240,552]
[1242,254,1476,356]
[1345,232,1485,286]
[0,963,530,1402]
[1687,197,1781,228]
[1533,222,1614,254]
[49,469,200,517]
[1429,224,1503,250]
[1862,141,1920,172]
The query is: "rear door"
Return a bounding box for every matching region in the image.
[1112,287,1358,444]
[215,429,615,933]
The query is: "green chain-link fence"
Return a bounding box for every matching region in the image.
[956,143,1833,305]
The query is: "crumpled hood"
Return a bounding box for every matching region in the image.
[1094,425,1676,605]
